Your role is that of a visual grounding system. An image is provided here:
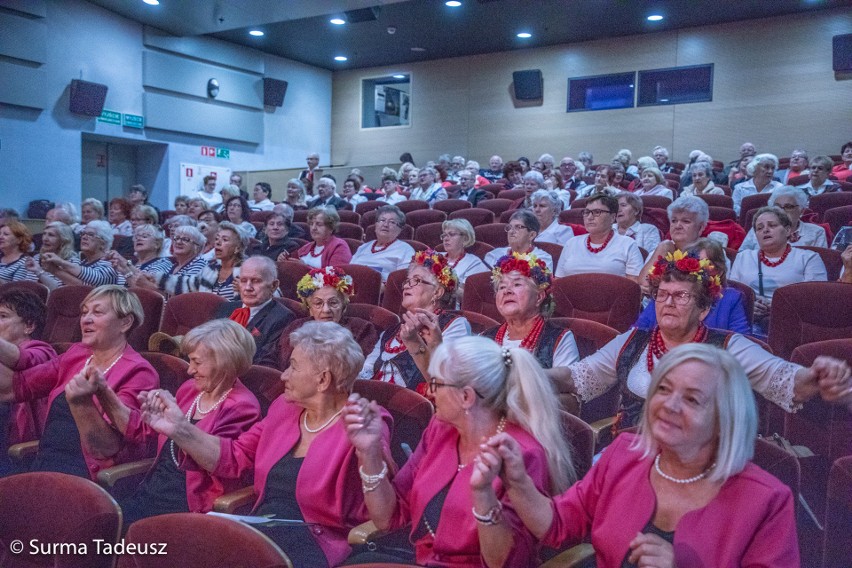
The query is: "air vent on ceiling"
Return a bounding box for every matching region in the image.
[344,7,380,23]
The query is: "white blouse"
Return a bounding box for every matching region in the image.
[569,331,801,412]
[536,221,574,246]
[380,193,407,205]
[732,180,784,214]
[554,233,644,278]
[298,246,324,268]
[728,246,828,299]
[739,222,828,251]
[633,184,673,200]
[614,221,661,255]
[484,246,554,272]
[248,199,275,211]
[441,252,489,284]
[498,329,580,368]
[350,239,416,282]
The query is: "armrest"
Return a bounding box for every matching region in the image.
[540,543,595,568]
[348,520,387,546]
[588,416,617,443]
[97,458,155,488]
[213,486,256,513]
[8,440,39,461]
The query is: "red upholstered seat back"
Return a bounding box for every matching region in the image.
[767,282,852,360]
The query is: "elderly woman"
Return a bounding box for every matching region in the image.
[635,238,749,334]
[531,189,573,245]
[350,205,416,283]
[186,197,208,220]
[379,173,406,205]
[361,250,471,392]
[0,221,36,284]
[283,178,309,211]
[197,210,219,260]
[26,222,77,290]
[730,206,827,335]
[41,219,120,287]
[141,321,391,568]
[439,219,489,298]
[217,184,241,214]
[345,336,575,567]
[465,161,491,187]
[831,141,852,182]
[130,204,159,230]
[90,320,261,524]
[279,267,379,365]
[341,177,367,208]
[511,171,546,210]
[614,148,639,178]
[633,167,674,200]
[138,225,207,287]
[484,253,579,369]
[555,194,644,280]
[614,192,662,253]
[501,161,525,189]
[578,165,619,199]
[248,182,275,212]
[109,224,175,283]
[250,212,299,262]
[398,162,416,187]
[0,290,54,473]
[728,155,754,189]
[108,198,133,237]
[477,344,802,567]
[293,206,352,267]
[797,155,841,196]
[0,286,158,478]
[740,186,828,250]
[484,209,554,271]
[223,195,256,238]
[173,196,189,216]
[76,197,105,233]
[732,153,784,215]
[550,252,847,430]
[682,161,722,196]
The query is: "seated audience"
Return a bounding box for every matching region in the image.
[531,189,573,245]
[109,224,174,281]
[41,220,120,287]
[633,167,674,200]
[830,141,852,182]
[465,161,491,187]
[250,212,300,261]
[308,177,347,210]
[409,166,448,204]
[512,170,546,210]
[614,192,662,253]
[0,221,36,284]
[128,225,207,294]
[555,194,643,280]
[248,182,275,211]
[223,195,256,238]
[378,173,406,205]
[293,207,352,267]
[350,206,415,283]
[173,196,189,215]
[344,336,575,567]
[284,178,309,211]
[439,219,489,304]
[797,155,841,196]
[652,145,675,173]
[776,149,810,183]
[197,210,220,260]
[196,175,223,210]
[500,160,524,189]
[484,209,554,270]
[341,177,367,208]
[681,161,723,196]
[480,155,504,183]
[186,197,208,220]
[577,165,619,198]
[454,169,489,206]
[108,198,133,237]
[76,197,105,234]
[739,186,828,250]
[26,222,77,290]
[216,185,241,214]
[732,153,784,214]
[130,204,159,230]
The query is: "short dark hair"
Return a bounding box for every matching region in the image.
[0,290,47,339]
[587,193,619,214]
[345,177,362,192]
[255,182,272,198]
[841,141,852,154]
[225,196,251,223]
[502,161,523,178]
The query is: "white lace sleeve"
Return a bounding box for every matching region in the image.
[726,334,803,412]
[566,332,630,401]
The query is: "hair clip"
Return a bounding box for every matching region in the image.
[501,348,512,367]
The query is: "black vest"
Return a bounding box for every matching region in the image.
[373,312,460,391]
[615,328,732,428]
[481,320,568,370]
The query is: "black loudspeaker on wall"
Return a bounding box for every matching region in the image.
[833,33,852,73]
[69,79,108,117]
[512,69,543,100]
[263,78,288,107]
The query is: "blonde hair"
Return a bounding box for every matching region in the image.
[441,218,476,248]
[182,319,255,382]
[43,222,76,259]
[82,285,144,334]
[288,321,364,393]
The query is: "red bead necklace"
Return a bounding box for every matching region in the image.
[646,324,708,372]
[447,252,465,269]
[372,238,397,254]
[758,244,791,268]
[308,242,325,257]
[586,231,614,254]
[494,316,545,351]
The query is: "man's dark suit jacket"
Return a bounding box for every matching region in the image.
[455,189,489,207]
[215,300,295,369]
[307,195,350,211]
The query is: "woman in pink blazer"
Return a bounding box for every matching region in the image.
[294,206,352,268]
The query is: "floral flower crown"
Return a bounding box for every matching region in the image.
[411,249,458,292]
[491,252,552,292]
[648,250,723,300]
[296,266,355,306]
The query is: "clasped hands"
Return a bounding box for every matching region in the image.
[64,362,108,403]
[398,308,443,352]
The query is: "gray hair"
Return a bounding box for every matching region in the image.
[271,204,294,223]
[578,151,593,164]
[667,195,709,226]
[242,255,278,282]
[632,343,757,483]
[509,209,540,234]
[82,198,105,218]
[289,321,365,393]
[183,319,255,383]
[769,186,808,209]
[531,189,562,212]
[441,218,476,248]
[746,153,779,176]
[172,225,207,249]
[523,170,546,188]
[636,156,657,171]
[689,161,713,177]
[46,207,73,225]
[642,167,664,185]
[452,155,465,165]
[538,153,554,166]
[220,184,241,199]
[307,206,340,233]
[420,166,438,179]
[616,191,643,217]
[466,160,481,171]
[133,204,159,225]
[217,221,251,255]
[167,215,198,228]
[809,155,833,172]
[653,146,669,158]
[44,222,76,259]
[84,219,113,249]
[317,176,337,192]
[134,224,165,249]
[376,205,405,226]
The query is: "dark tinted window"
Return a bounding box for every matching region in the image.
[638,64,713,106]
[567,72,635,112]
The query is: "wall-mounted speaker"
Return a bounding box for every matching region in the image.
[833,34,852,73]
[512,69,543,100]
[263,78,288,107]
[69,79,108,117]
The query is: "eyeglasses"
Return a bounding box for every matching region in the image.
[582,209,612,218]
[427,379,483,398]
[402,277,436,289]
[440,232,461,239]
[776,204,800,211]
[308,298,343,310]
[376,218,401,226]
[653,289,694,305]
[505,224,529,233]
[80,231,99,239]
[172,236,194,244]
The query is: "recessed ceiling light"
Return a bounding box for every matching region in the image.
[393,74,406,79]
[411,47,426,52]
[446,1,462,6]
[334,56,348,62]
[142,0,159,5]
[249,30,264,37]
[660,98,670,102]
[647,14,664,21]
[517,32,532,39]
[330,18,346,25]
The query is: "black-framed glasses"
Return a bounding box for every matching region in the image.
[581,208,612,218]
[777,203,800,211]
[653,289,694,305]
[402,277,436,289]
[427,379,484,398]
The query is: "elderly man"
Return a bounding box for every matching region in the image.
[299,152,321,195]
[455,170,489,206]
[215,255,294,369]
[307,176,347,210]
[652,146,675,173]
[229,173,243,191]
[559,157,587,191]
[726,142,757,175]
[776,149,810,184]
[448,155,466,181]
[409,166,447,205]
[480,155,504,183]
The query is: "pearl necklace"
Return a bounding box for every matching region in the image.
[84,350,124,376]
[457,416,507,472]
[654,454,715,484]
[302,408,343,433]
[170,388,232,467]
[759,244,791,267]
[586,231,614,254]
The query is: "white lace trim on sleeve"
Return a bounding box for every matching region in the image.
[570,360,612,402]
[760,361,801,413]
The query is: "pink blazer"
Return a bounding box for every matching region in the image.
[545,433,799,567]
[297,236,352,267]
[124,379,261,513]
[389,418,549,568]
[214,396,393,567]
[8,340,55,444]
[14,343,159,479]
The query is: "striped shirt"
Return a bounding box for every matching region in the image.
[0,256,37,284]
[136,256,175,275]
[158,259,241,301]
[76,257,120,287]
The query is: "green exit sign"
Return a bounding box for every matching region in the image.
[123,114,144,129]
[98,109,121,125]
[216,148,230,159]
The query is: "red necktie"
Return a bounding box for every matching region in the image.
[229,306,250,327]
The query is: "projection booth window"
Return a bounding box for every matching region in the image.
[362,74,411,128]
